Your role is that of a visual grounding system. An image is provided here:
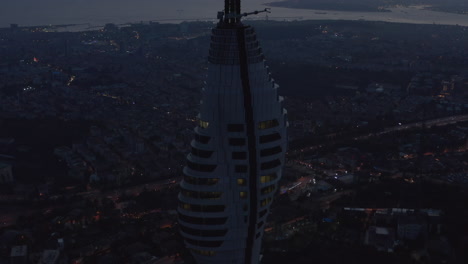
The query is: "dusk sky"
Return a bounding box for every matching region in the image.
[0,0,268,26]
[1,0,467,27]
[1,1,468,264]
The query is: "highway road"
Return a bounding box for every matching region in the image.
[0,177,182,227]
[357,113,468,140]
[290,113,468,156]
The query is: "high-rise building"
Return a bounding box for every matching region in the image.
[178,1,287,263]
[0,163,13,184]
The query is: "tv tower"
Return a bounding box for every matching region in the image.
[178,1,287,263]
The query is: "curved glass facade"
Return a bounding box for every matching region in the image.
[178,2,287,263]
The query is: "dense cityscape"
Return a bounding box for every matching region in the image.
[1,1,468,264]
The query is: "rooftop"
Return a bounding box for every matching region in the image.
[0,163,11,169]
[10,245,27,257]
[40,250,60,264]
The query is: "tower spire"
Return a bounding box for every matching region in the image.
[224,0,241,24]
[218,0,270,26]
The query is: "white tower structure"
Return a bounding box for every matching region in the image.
[178,1,287,263]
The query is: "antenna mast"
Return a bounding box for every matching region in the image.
[225,0,241,24]
[218,0,271,25]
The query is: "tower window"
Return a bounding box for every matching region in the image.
[227,124,244,132]
[235,165,248,173]
[239,192,247,199]
[232,151,247,160]
[194,134,210,144]
[191,147,213,158]
[198,119,209,129]
[229,138,246,146]
[260,146,282,157]
[260,197,272,207]
[180,225,227,237]
[183,175,219,186]
[258,119,279,130]
[190,249,217,256]
[237,178,246,186]
[187,161,217,172]
[179,203,225,213]
[261,184,276,195]
[186,238,223,248]
[181,203,191,210]
[259,209,267,218]
[261,159,281,170]
[257,221,264,228]
[178,213,227,225]
[259,133,281,144]
[181,188,222,199]
[260,173,277,183]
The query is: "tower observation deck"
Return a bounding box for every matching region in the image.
[178,1,287,263]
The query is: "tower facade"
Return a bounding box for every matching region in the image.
[178,1,287,263]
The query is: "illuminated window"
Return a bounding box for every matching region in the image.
[198,119,209,129]
[239,192,247,199]
[260,173,277,183]
[258,119,279,130]
[261,184,276,195]
[260,197,272,207]
[237,178,246,186]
